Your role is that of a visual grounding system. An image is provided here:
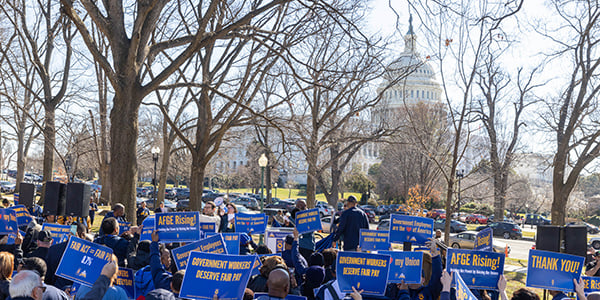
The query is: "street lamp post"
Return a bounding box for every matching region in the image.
[258,153,268,244]
[152,147,160,209]
[456,169,464,212]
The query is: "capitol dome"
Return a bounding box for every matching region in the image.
[372,16,443,125]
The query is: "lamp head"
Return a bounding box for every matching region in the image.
[258,153,268,167]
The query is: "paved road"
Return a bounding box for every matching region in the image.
[498,237,534,261]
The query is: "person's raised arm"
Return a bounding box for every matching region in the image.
[498,275,508,300]
[78,261,116,300]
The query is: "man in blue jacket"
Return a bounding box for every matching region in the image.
[149,230,173,291]
[331,196,369,251]
[94,217,139,266]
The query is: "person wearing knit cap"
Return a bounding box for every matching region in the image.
[301,266,326,300]
[308,252,324,267]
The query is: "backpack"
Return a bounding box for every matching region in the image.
[134,265,155,297]
[315,280,341,300]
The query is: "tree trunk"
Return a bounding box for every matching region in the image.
[99,79,111,205]
[306,160,317,209]
[40,106,56,205]
[328,145,341,208]
[266,163,272,204]
[443,179,454,245]
[109,91,141,224]
[189,154,206,211]
[15,130,25,193]
[158,132,171,204]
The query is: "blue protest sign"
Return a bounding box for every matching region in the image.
[115,268,135,299]
[336,251,390,295]
[526,249,584,292]
[295,208,322,234]
[13,194,19,205]
[235,213,267,234]
[254,293,307,300]
[200,222,216,234]
[359,230,390,251]
[582,276,600,294]
[475,228,493,252]
[379,251,423,284]
[6,230,26,244]
[455,272,479,300]
[56,236,114,287]
[140,215,155,241]
[206,233,240,255]
[388,214,433,245]
[266,230,292,253]
[179,252,256,300]
[446,248,504,290]
[251,255,262,276]
[156,212,201,242]
[119,222,131,234]
[0,209,18,235]
[42,223,71,244]
[172,235,227,270]
[11,205,32,226]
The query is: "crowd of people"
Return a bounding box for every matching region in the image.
[0,194,594,300]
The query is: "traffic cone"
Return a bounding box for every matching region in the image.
[504,246,508,258]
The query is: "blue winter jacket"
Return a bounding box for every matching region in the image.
[150,241,172,290]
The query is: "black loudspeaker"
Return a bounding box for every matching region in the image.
[536,225,561,253]
[43,182,66,216]
[564,226,587,257]
[65,183,91,217]
[19,183,35,208]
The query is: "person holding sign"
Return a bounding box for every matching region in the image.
[332,196,369,251]
[199,201,221,232]
[291,200,315,261]
[387,238,442,300]
[94,218,141,267]
[149,230,175,291]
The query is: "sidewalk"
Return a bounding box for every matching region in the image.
[505,264,527,274]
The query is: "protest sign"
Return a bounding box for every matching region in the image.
[0,209,17,235]
[119,222,131,234]
[200,222,216,234]
[156,212,201,242]
[475,228,493,252]
[251,255,262,276]
[455,272,479,300]
[388,214,433,245]
[446,248,504,290]
[206,233,240,255]
[526,249,584,292]
[5,230,25,244]
[179,252,256,300]
[336,251,390,295]
[56,236,113,287]
[235,213,267,234]
[11,205,32,226]
[582,276,600,294]
[379,251,423,284]
[295,208,322,234]
[140,215,155,241]
[266,230,293,253]
[115,268,135,299]
[13,194,18,205]
[359,229,390,251]
[172,235,227,270]
[42,223,71,244]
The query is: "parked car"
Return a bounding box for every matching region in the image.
[375,205,389,215]
[137,198,177,211]
[136,187,153,197]
[165,188,177,199]
[465,214,488,224]
[175,188,190,200]
[377,218,390,231]
[476,221,523,239]
[266,199,296,212]
[358,206,376,223]
[449,231,511,254]
[234,204,257,215]
[176,199,189,211]
[434,219,467,233]
[316,202,334,217]
[567,222,600,234]
[321,216,333,233]
[524,214,551,226]
[0,181,15,193]
[589,237,600,250]
[428,209,446,219]
[202,192,226,203]
[233,197,259,210]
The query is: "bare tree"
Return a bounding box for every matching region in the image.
[1,1,74,196]
[408,0,523,243]
[541,0,600,225]
[475,57,541,220]
[59,0,299,222]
